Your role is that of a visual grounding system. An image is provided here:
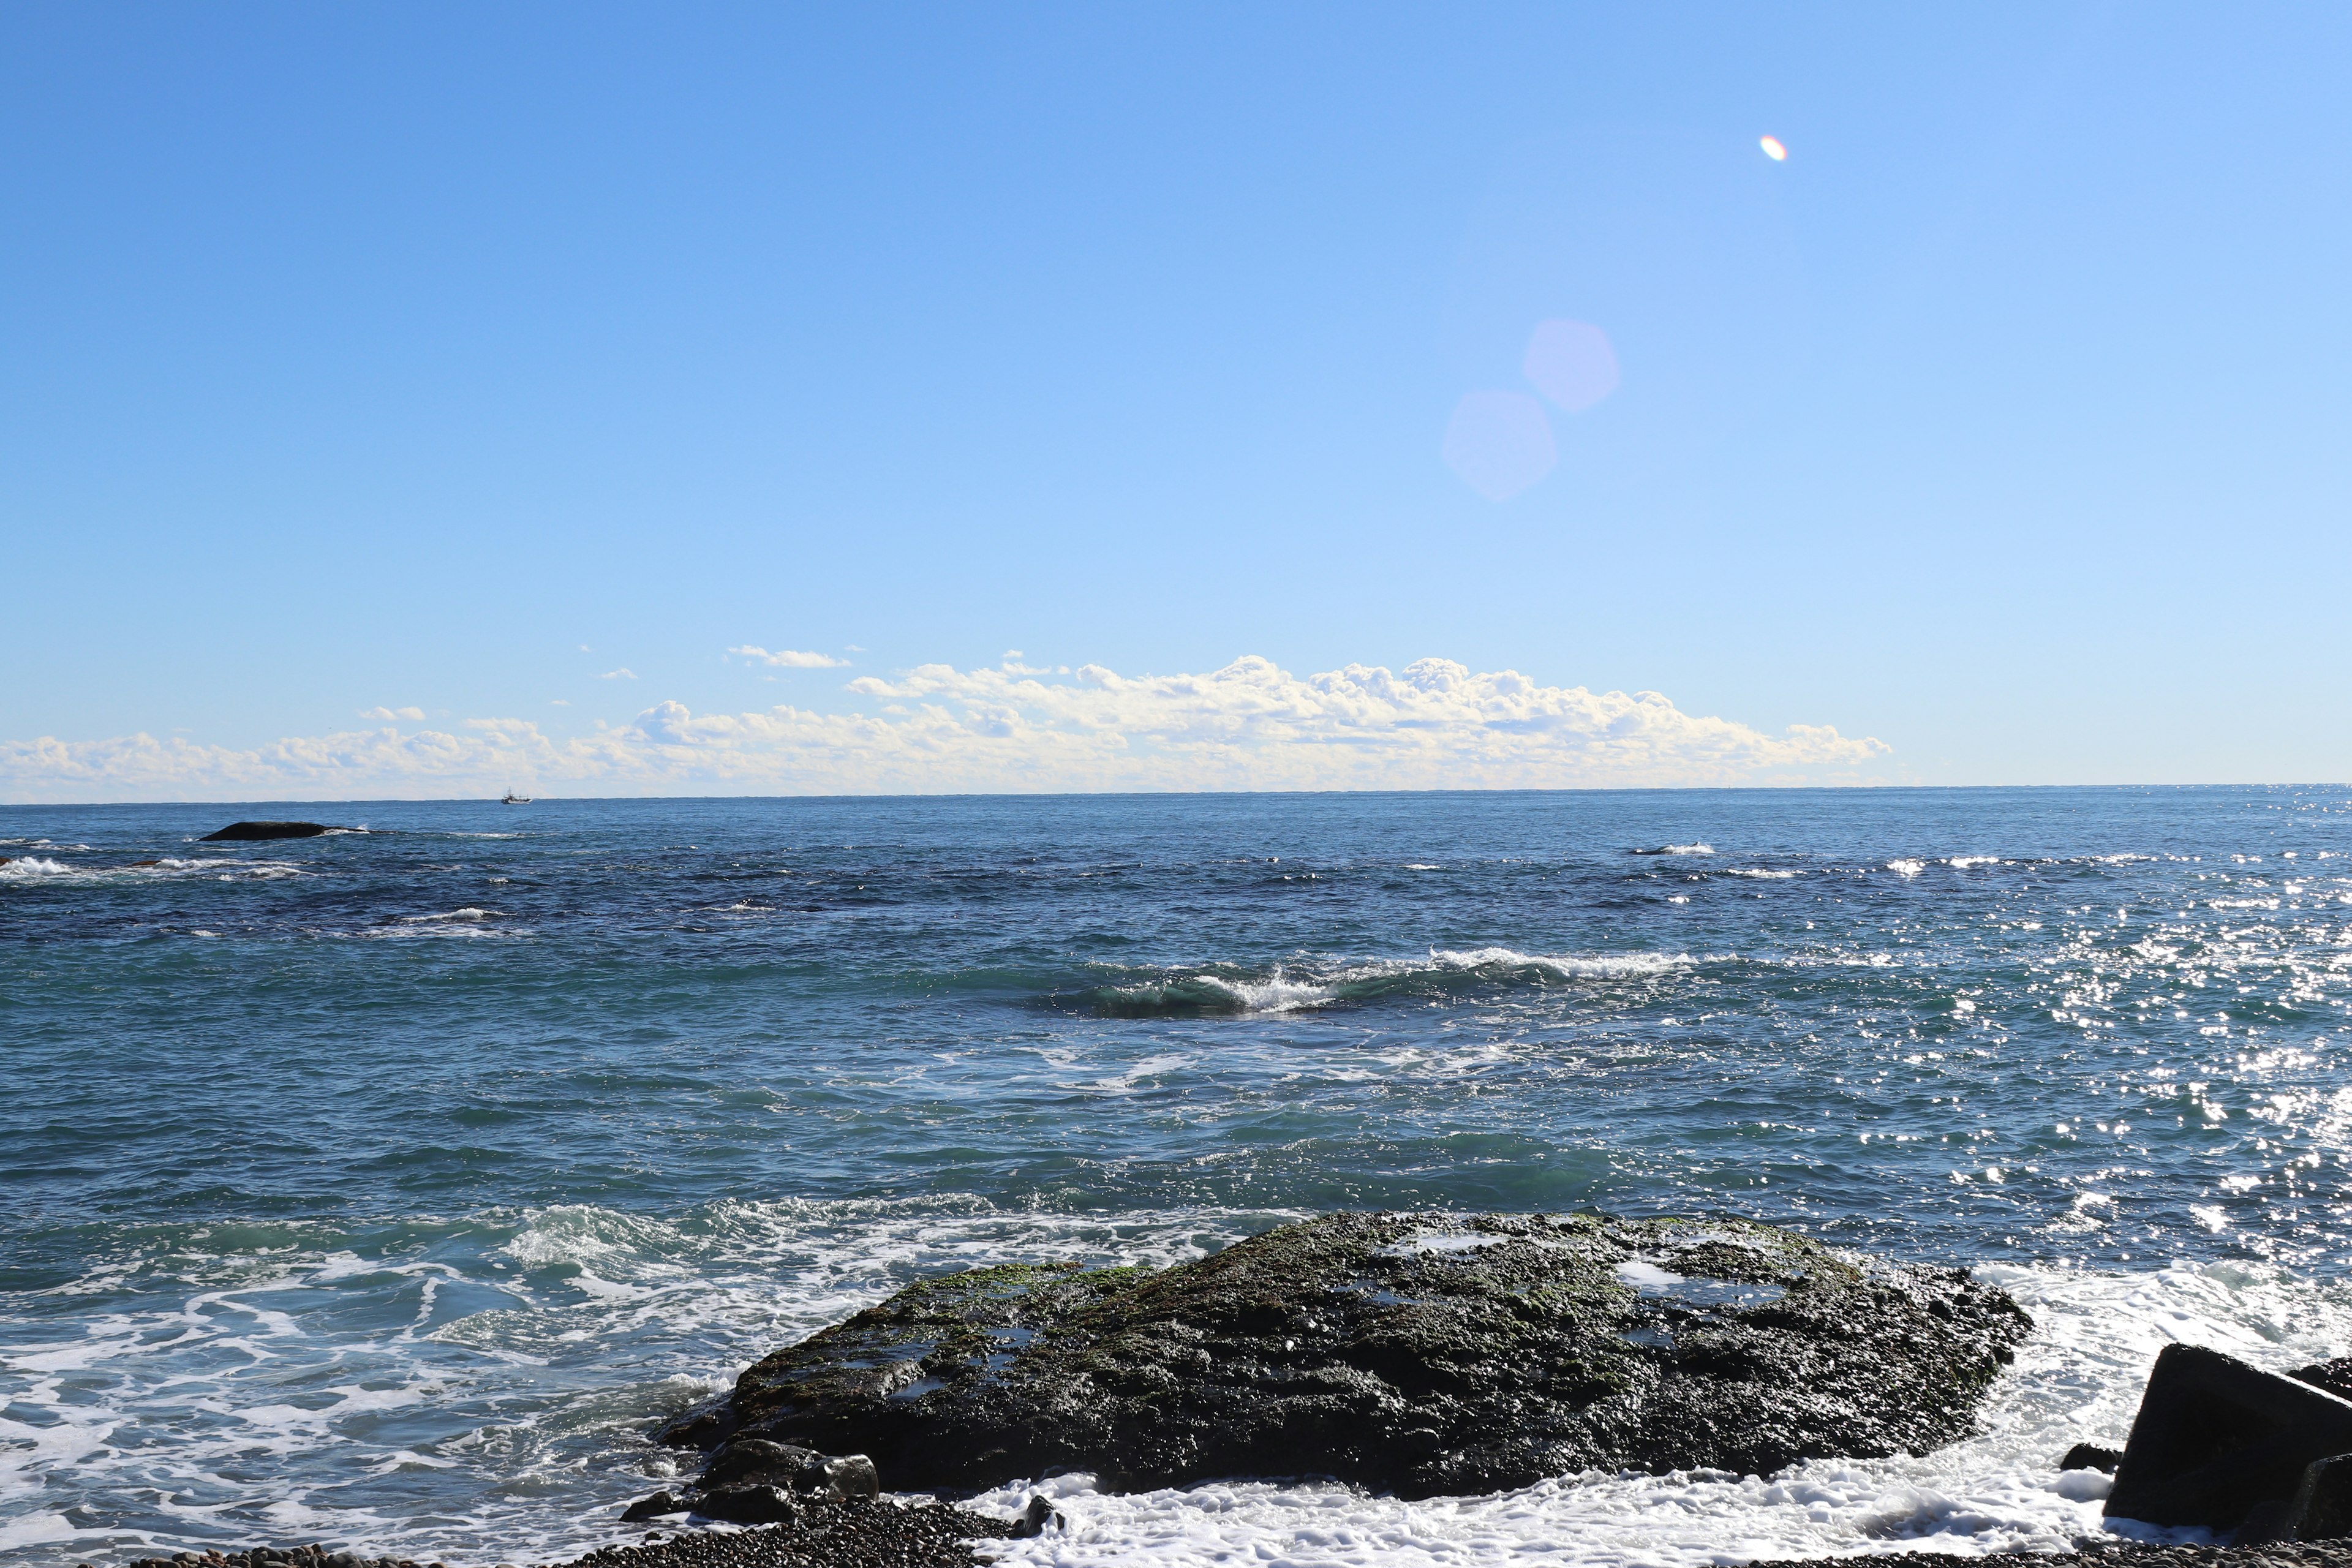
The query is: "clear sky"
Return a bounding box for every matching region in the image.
[4,3,2348,799]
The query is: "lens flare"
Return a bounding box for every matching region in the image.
[1759,135,1788,162]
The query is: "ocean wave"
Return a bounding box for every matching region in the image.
[1069,948,1694,1018]
[1630,843,1714,856]
[397,908,499,923]
[1724,868,1798,880]
[0,854,305,884]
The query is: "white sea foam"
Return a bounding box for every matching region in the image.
[1107,948,1692,1017]
[1199,971,1334,1012]
[1422,947,1692,980]
[0,854,304,884]
[1887,859,1927,877]
[1725,869,1798,880]
[10,1205,2351,1567]
[1613,1259,1684,1291]
[399,907,497,923]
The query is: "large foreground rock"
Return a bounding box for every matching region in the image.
[667,1211,2032,1499]
[2105,1344,2352,1540]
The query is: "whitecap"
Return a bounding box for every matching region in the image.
[1423,947,1692,980]
[1198,970,1333,1012]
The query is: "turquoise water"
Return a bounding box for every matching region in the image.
[4,788,2350,1564]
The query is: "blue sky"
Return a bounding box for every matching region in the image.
[4,3,2348,797]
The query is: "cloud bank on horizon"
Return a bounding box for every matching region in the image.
[1,655,1891,802]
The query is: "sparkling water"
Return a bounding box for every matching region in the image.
[4,788,2349,1564]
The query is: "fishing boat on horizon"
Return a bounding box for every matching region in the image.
[501,789,532,805]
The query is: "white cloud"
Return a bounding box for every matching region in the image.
[359,706,426,722]
[598,668,638,680]
[0,655,1891,801]
[729,646,850,668]
[551,699,571,706]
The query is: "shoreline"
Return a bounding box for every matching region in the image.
[85,1504,2352,1568]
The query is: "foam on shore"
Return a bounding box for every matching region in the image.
[6,1202,2347,1567]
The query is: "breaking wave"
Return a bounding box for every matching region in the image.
[1067,948,1694,1019]
[0,854,306,883]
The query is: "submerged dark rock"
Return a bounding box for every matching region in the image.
[2064,1441,2126,1474]
[673,1210,2032,1500]
[200,821,347,841]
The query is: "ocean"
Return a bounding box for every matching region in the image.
[3,787,2349,1567]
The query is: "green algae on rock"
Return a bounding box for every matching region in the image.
[665,1211,2032,1500]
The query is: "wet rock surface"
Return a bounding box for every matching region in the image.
[620,1438,881,1525]
[673,1210,2032,1500]
[2107,1344,2352,1537]
[2296,1361,2352,1401]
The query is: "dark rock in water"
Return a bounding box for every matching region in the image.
[620,1490,688,1521]
[200,821,345,842]
[655,1393,741,1451]
[2106,1343,2352,1534]
[627,1436,881,1525]
[677,1210,2033,1500]
[2062,1441,2125,1474]
[702,1438,879,1501]
[2298,1360,2352,1402]
[1008,1494,1061,1537]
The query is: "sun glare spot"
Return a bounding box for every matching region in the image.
[1759,135,1788,162]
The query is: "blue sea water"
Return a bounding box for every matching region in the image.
[4,788,2350,1567]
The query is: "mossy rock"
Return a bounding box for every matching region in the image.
[674,1211,2031,1500]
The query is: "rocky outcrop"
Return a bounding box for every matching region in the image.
[200,821,346,841]
[624,1439,880,1524]
[665,1210,2032,1500]
[2106,1344,2352,1542]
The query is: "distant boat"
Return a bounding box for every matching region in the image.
[502,790,532,805]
